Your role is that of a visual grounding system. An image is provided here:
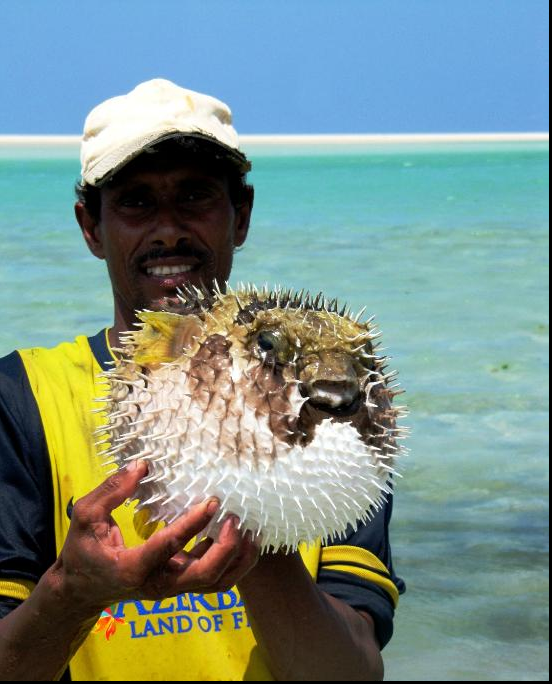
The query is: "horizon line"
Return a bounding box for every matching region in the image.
[0,132,548,147]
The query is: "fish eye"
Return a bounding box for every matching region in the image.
[256,330,290,358]
[258,331,276,351]
[257,330,278,351]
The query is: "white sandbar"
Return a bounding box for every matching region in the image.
[0,132,547,159]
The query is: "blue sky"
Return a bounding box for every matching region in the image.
[0,0,548,134]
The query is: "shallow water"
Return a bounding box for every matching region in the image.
[0,141,549,680]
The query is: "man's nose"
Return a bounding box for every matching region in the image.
[150,199,191,245]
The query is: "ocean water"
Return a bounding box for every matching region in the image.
[0,141,549,681]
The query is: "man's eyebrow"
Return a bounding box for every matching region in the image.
[109,176,222,192]
[106,179,152,194]
[174,178,227,195]
[176,177,222,188]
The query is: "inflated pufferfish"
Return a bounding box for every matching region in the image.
[97,284,407,552]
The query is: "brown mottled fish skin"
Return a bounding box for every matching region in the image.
[96,284,407,552]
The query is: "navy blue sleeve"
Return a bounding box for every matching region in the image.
[317,495,405,649]
[0,351,69,682]
[0,351,57,587]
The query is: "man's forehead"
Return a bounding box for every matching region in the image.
[103,150,229,190]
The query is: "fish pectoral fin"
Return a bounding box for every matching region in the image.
[133,311,203,365]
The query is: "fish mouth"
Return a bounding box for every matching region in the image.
[298,353,361,416]
[301,375,360,413]
[308,393,362,417]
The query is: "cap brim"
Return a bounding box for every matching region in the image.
[87,130,251,187]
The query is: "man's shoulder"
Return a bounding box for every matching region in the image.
[0,351,35,418]
[1,335,88,365]
[11,334,94,364]
[0,349,27,382]
[1,331,110,383]
[0,330,110,473]
[0,333,108,418]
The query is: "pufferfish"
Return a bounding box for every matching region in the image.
[96,284,407,552]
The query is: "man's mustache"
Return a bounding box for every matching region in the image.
[136,244,210,267]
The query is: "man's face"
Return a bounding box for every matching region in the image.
[76,149,252,330]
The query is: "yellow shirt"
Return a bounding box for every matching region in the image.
[0,331,401,680]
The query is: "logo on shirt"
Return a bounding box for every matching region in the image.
[91,591,251,641]
[92,606,126,640]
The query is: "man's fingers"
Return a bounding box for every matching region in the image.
[205,530,260,592]
[72,460,148,523]
[169,514,246,591]
[133,498,220,572]
[164,539,258,595]
[187,536,214,559]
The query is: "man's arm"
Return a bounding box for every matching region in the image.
[0,461,259,681]
[0,574,99,681]
[238,551,384,681]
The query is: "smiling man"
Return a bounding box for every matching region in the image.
[0,79,403,681]
[75,135,254,344]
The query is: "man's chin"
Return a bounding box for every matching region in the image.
[143,277,219,311]
[148,294,182,311]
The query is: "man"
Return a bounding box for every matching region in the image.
[0,79,403,680]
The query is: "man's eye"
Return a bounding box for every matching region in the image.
[119,196,151,208]
[180,189,211,203]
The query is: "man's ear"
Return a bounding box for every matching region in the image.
[75,202,105,260]
[233,186,254,249]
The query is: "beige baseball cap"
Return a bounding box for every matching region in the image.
[80,78,250,187]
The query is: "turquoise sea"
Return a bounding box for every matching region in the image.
[0,140,549,681]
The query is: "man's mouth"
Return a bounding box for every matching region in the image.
[145,264,195,277]
[137,259,204,293]
[135,246,214,298]
[139,251,205,279]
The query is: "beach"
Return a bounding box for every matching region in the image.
[0,136,549,680]
[0,131,548,153]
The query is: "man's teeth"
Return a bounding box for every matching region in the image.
[146,265,194,276]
